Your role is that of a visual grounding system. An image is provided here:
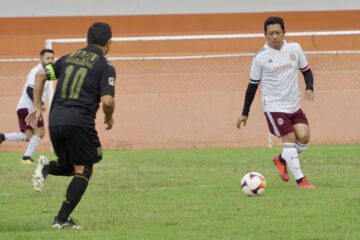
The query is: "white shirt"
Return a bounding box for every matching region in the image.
[16,63,52,110]
[249,40,309,113]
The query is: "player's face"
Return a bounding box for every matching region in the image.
[265,24,285,50]
[41,52,55,65]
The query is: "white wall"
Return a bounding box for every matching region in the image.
[1,0,360,17]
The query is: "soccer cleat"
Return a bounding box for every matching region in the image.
[31,155,49,192]
[0,133,5,145]
[297,178,316,189]
[52,217,81,229]
[273,155,289,182]
[21,156,34,164]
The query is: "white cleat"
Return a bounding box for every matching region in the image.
[52,217,81,230]
[32,155,49,192]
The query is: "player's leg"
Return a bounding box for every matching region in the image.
[21,129,36,163]
[32,126,73,191]
[0,109,29,145]
[23,125,45,163]
[53,126,101,229]
[280,131,306,182]
[294,123,310,152]
[281,133,315,188]
[265,112,315,188]
[292,109,311,153]
[290,110,315,188]
[2,131,27,142]
[53,163,92,229]
[265,112,289,181]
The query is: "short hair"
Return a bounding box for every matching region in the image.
[264,16,285,33]
[87,22,112,46]
[40,49,54,56]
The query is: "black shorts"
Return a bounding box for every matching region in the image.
[49,125,102,165]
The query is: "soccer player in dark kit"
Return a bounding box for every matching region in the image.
[26,22,116,229]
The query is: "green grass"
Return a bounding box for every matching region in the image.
[0,144,360,240]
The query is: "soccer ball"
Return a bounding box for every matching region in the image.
[240,172,266,196]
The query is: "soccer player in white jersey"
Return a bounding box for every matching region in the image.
[0,49,54,163]
[237,16,316,189]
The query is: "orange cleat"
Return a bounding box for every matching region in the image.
[297,178,316,189]
[273,155,289,182]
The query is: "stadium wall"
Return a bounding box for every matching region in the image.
[0,11,359,150]
[1,0,360,17]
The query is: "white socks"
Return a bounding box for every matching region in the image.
[295,141,307,153]
[281,143,304,180]
[4,132,26,141]
[24,135,41,157]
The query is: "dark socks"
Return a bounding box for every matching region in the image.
[57,175,89,222]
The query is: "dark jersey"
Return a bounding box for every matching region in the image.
[44,45,116,128]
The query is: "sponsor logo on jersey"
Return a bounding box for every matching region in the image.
[274,63,292,72]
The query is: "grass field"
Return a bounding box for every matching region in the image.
[0,144,359,240]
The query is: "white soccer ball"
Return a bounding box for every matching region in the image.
[240,172,266,196]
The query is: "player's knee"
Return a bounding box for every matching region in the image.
[34,128,45,138]
[24,132,33,141]
[297,134,310,144]
[35,132,45,139]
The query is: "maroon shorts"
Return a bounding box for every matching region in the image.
[17,108,44,132]
[264,109,309,137]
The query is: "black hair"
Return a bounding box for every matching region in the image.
[87,22,112,46]
[264,16,285,33]
[40,48,54,56]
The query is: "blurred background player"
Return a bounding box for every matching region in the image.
[26,22,115,229]
[237,16,316,189]
[0,49,54,163]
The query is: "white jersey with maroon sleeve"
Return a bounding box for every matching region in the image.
[16,63,52,110]
[249,40,309,113]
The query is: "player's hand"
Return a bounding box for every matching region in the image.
[237,115,248,129]
[25,108,42,128]
[41,104,46,112]
[104,117,114,130]
[305,89,314,101]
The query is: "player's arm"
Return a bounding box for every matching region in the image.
[238,55,262,129]
[237,81,259,129]
[26,63,58,127]
[102,95,115,130]
[300,67,314,101]
[297,44,314,101]
[100,64,116,130]
[25,69,47,127]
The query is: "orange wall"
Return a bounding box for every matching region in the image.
[1,11,360,58]
[0,11,359,151]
